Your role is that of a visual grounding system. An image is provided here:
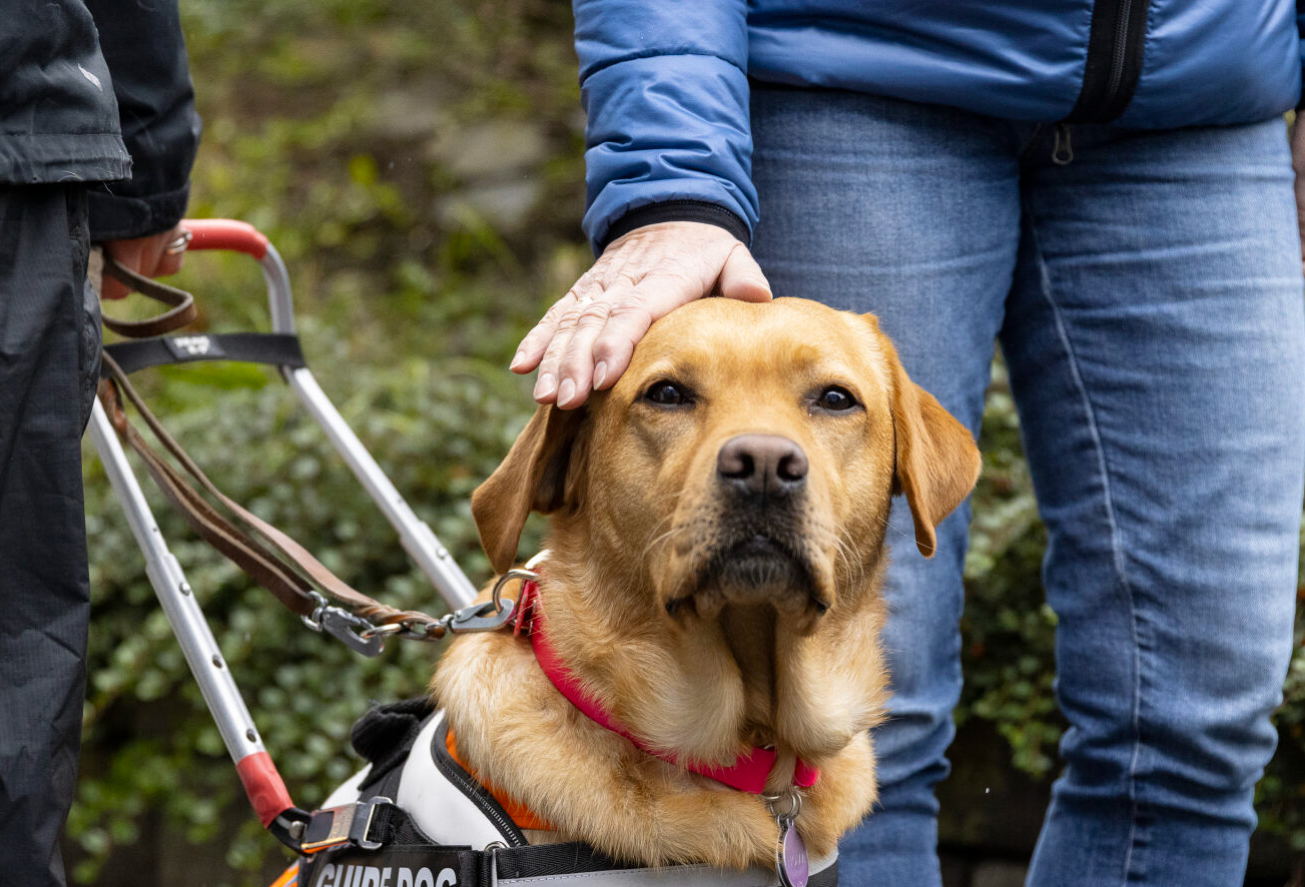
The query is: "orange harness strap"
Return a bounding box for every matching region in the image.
[445,728,555,832]
[268,863,299,887]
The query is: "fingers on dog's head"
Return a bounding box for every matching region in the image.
[471,404,589,574]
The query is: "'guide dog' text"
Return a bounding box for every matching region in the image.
[314,863,456,887]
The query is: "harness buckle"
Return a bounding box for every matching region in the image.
[300,796,392,853]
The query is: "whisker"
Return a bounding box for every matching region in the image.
[643,521,690,557]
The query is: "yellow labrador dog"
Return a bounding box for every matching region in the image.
[429,296,980,871]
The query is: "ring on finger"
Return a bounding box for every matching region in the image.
[165,229,194,256]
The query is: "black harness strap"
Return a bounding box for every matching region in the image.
[102,332,307,376]
[301,844,476,887]
[363,802,442,847]
[489,842,626,882]
[298,806,635,887]
[300,823,839,887]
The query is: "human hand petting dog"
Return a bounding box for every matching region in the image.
[99,225,189,300]
[511,221,772,410]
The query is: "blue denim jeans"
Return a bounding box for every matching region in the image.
[749,87,1305,886]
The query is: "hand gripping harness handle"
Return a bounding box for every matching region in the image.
[185,219,270,259]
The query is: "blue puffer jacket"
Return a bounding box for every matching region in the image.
[575,0,1304,251]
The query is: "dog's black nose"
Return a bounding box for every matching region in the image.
[717,434,808,495]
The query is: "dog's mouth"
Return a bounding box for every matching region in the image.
[665,529,829,621]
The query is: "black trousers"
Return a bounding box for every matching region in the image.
[0,185,101,887]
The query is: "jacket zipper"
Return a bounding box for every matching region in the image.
[1064,0,1151,124]
[1101,0,1134,112]
[1051,123,1074,166]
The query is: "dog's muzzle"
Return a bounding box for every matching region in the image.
[665,434,828,619]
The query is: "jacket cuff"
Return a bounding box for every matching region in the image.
[87,182,191,241]
[600,200,751,253]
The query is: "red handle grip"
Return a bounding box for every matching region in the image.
[235,750,295,827]
[183,219,269,260]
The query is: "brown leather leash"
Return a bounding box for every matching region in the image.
[100,257,199,338]
[95,256,500,656]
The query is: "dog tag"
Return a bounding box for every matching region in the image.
[775,814,809,887]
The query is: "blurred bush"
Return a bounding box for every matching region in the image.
[75,0,1304,883]
[80,347,536,882]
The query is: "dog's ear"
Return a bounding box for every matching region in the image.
[872,321,981,558]
[471,404,589,574]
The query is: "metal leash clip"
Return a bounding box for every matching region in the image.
[301,591,385,657]
[356,597,518,643]
[306,568,537,653]
[448,597,516,632]
[446,567,538,633]
[426,568,534,634]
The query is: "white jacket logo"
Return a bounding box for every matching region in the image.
[314,863,455,887]
[174,335,211,356]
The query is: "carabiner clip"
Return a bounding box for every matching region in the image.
[318,607,385,657]
[302,590,385,656]
[448,598,517,633]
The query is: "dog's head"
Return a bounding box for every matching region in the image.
[472,297,979,633]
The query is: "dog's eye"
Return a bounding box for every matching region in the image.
[817,386,857,412]
[645,380,690,406]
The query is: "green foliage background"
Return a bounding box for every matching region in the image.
[77,1,1305,883]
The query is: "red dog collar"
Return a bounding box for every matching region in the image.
[512,577,819,794]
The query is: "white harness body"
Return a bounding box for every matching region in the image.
[310,710,838,887]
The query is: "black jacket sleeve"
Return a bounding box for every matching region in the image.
[83,0,201,240]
